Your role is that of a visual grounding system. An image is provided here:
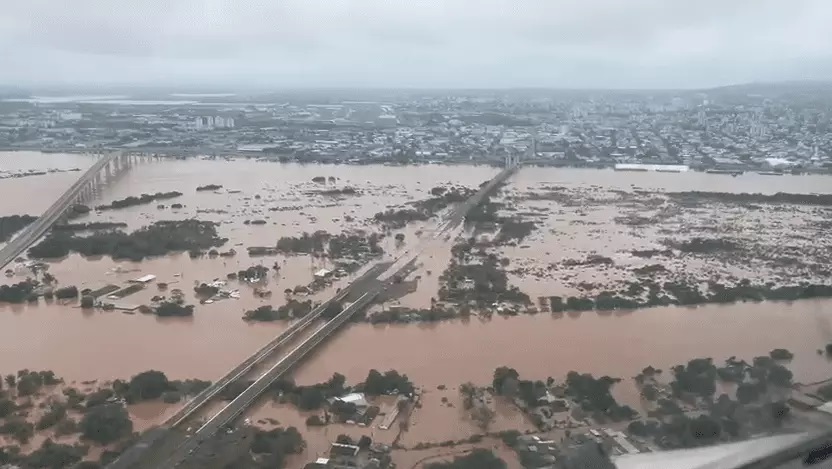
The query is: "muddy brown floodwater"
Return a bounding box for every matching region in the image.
[1,152,832,452]
[0,152,498,383]
[293,299,832,405]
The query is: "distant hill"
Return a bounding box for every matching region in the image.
[704,80,832,96]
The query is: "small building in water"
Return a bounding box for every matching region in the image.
[129,274,157,284]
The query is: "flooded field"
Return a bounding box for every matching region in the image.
[495,169,832,301]
[1,152,832,466]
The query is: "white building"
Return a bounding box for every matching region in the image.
[194,116,234,130]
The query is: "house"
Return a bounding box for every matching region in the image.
[334,392,369,409]
[329,443,360,458]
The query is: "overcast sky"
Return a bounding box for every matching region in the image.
[2,0,831,89]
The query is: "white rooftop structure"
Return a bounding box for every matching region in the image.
[335,392,369,407]
[314,268,332,279]
[130,274,156,284]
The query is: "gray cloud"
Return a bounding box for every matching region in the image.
[1,0,830,88]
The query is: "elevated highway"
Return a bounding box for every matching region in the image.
[111,162,517,469]
[0,152,124,271]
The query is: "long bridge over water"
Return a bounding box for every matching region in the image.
[0,151,158,271]
[2,146,523,468]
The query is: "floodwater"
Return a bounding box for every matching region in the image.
[0,152,498,383]
[1,152,832,446]
[496,168,832,299]
[293,299,832,402]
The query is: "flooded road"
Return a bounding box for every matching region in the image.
[0,151,831,442]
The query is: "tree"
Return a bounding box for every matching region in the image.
[736,383,759,404]
[768,401,790,423]
[425,448,507,469]
[54,286,79,300]
[769,348,794,360]
[470,405,496,430]
[36,403,68,430]
[25,439,85,469]
[80,404,133,444]
[17,374,41,396]
[249,426,305,466]
[0,399,15,418]
[86,389,114,408]
[768,364,793,387]
[492,367,519,393]
[641,384,659,401]
[500,377,519,398]
[298,387,326,410]
[0,419,34,444]
[127,370,171,402]
[335,434,353,445]
[80,295,95,308]
[627,420,649,437]
[362,369,414,395]
[498,430,521,446]
[689,415,721,441]
[358,435,372,448]
[4,374,14,388]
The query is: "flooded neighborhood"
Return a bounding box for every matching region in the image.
[1,148,832,468]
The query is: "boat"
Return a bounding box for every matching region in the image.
[757,171,784,176]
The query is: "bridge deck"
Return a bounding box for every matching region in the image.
[0,152,119,270]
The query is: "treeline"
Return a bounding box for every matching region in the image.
[631,353,795,449]
[492,367,635,422]
[547,280,832,313]
[269,369,414,412]
[243,300,313,322]
[29,219,225,261]
[196,184,222,191]
[0,214,36,242]
[369,306,458,324]
[374,186,475,229]
[96,191,183,210]
[276,231,382,258]
[53,222,127,232]
[154,301,194,317]
[0,281,36,303]
[425,449,507,469]
[667,190,832,207]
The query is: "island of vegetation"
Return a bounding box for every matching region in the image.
[29,219,226,261]
[196,184,222,191]
[373,185,476,229]
[0,215,36,242]
[243,299,313,322]
[276,230,383,260]
[267,368,414,424]
[96,191,183,210]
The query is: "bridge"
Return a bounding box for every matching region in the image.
[0,151,148,271]
[109,159,520,469]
